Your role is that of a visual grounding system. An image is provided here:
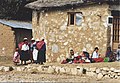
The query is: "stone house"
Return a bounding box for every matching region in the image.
[0,19,32,56]
[26,0,120,62]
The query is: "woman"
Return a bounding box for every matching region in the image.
[32,39,39,64]
[79,48,91,63]
[29,38,35,63]
[19,38,30,65]
[61,49,74,64]
[105,47,115,62]
[36,38,46,65]
[92,47,104,62]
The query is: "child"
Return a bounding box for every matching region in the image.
[13,48,20,65]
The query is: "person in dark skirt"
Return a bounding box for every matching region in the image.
[105,47,115,62]
[29,38,36,63]
[19,38,30,65]
[36,38,46,65]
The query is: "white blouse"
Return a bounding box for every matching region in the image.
[92,51,99,58]
[21,44,29,51]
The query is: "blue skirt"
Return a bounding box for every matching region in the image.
[20,50,30,61]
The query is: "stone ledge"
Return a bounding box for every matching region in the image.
[0,64,120,80]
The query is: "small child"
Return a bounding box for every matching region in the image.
[13,48,20,65]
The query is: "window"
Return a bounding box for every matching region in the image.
[70,13,74,25]
[107,16,113,25]
[68,12,83,26]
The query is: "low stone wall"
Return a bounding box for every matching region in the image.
[0,65,120,80]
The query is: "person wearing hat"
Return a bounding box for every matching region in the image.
[81,48,91,63]
[36,37,46,64]
[32,38,39,64]
[29,38,36,63]
[116,44,120,61]
[19,38,30,65]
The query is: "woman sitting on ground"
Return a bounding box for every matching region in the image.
[61,49,74,64]
[80,48,91,63]
[73,48,91,63]
[105,47,116,62]
[66,49,74,63]
[91,47,104,62]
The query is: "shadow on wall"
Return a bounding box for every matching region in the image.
[13,28,32,48]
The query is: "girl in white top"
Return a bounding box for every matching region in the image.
[21,43,29,51]
[92,47,99,58]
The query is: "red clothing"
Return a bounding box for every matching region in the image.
[13,52,20,63]
[18,42,24,50]
[36,41,45,50]
[61,60,67,64]
[93,58,104,62]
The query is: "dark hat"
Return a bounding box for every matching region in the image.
[94,47,99,50]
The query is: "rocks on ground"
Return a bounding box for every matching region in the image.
[0,64,120,81]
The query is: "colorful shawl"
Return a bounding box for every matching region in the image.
[36,41,45,50]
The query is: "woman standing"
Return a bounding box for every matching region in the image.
[36,38,46,65]
[29,38,35,63]
[32,39,39,64]
[19,38,30,65]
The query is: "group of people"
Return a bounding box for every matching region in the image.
[13,38,120,65]
[13,37,46,65]
[61,46,120,64]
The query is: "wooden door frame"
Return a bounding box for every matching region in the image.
[111,16,120,51]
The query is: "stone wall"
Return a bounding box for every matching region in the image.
[0,24,15,56]
[1,64,120,80]
[32,4,111,62]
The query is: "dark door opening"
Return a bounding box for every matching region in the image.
[112,10,120,51]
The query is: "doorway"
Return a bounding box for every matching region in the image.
[112,10,120,51]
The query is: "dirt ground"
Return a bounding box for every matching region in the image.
[0,71,120,83]
[0,56,120,83]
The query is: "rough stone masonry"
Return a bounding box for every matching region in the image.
[1,64,120,80]
[32,4,111,62]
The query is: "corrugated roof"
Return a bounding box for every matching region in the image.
[0,19,32,30]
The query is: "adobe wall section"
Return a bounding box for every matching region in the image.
[0,24,15,56]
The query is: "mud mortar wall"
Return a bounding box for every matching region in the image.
[0,24,15,56]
